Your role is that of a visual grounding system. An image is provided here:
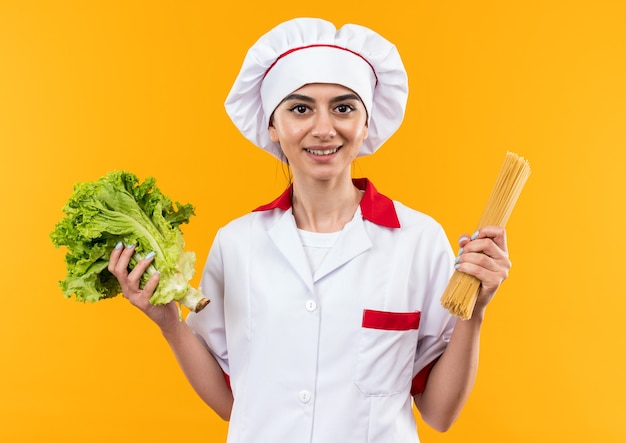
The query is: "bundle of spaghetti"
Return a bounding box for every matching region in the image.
[440,151,531,320]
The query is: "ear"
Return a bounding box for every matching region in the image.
[268,114,280,143]
[269,124,280,143]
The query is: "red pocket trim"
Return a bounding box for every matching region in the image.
[362,309,421,331]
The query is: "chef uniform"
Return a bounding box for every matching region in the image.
[186,18,457,443]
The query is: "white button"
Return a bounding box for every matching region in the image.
[305,300,317,312]
[299,390,312,403]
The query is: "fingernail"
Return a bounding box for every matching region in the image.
[471,230,480,240]
[125,243,135,249]
[457,247,464,257]
[459,235,470,244]
[454,263,461,270]
[145,251,155,260]
[454,256,461,264]
[115,241,123,250]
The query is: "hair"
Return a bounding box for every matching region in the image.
[279,151,292,184]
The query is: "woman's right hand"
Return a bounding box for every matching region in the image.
[107,242,180,332]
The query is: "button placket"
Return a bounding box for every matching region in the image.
[298,297,318,407]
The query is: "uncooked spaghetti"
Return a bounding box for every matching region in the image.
[440,151,531,319]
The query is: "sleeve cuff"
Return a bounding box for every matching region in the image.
[410,358,439,396]
[223,371,232,391]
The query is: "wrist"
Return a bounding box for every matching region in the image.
[463,307,486,325]
[160,316,187,340]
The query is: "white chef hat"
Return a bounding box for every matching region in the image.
[224,17,408,161]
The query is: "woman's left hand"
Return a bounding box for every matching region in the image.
[455,225,511,313]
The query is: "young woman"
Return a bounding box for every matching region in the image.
[108,18,510,443]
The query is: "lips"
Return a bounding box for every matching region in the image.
[304,147,340,156]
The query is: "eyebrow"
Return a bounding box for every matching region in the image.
[281,93,362,104]
[282,94,315,103]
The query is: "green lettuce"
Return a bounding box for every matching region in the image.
[50,170,209,313]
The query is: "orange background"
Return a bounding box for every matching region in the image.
[1,1,625,442]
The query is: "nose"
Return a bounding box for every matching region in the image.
[311,110,336,140]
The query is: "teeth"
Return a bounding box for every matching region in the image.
[306,148,339,156]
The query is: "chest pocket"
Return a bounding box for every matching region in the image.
[354,309,421,396]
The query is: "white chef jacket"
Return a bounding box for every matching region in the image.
[187,178,456,443]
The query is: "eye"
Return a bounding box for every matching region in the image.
[288,104,310,115]
[334,104,355,114]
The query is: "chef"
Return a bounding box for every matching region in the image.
[109,17,511,443]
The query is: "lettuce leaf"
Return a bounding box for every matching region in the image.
[50,170,209,312]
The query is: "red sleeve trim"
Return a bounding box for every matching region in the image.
[223,371,232,391]
[362,309,421,330]
[411,358,439,396]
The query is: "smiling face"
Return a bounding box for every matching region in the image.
[268,83,369,184]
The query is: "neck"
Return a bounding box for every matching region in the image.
[291,175,362,233]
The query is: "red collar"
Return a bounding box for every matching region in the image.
[253,178,401,229]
